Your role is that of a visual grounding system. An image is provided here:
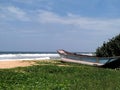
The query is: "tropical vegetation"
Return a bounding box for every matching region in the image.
[96,34,120,57]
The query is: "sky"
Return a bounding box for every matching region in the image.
[0,0,120,52]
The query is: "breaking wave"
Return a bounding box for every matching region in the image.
[0,53,60,61]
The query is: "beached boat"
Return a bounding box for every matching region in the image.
[57,49,120,68]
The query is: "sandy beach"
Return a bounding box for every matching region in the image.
[0,60,36,69]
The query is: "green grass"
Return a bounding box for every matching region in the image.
[0,60,120,90]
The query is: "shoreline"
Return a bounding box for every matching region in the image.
[0,59,50,61]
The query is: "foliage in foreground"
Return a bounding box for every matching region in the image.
[96,34,120,57]
[0,60,120,90]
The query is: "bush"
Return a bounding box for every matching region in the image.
[96,34,120,57]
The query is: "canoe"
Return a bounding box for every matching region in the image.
[57,49,120,68]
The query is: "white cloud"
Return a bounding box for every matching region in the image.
[37,10,120,32]
[38,10,65,24]
[12,0,53,10]
[1,5,120,34]
[0,6,30,21]
[12,0,34,4]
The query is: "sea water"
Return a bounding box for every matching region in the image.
[0,51,93,61]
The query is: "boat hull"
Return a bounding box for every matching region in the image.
[57,49,120,68]
[61,57,103,66]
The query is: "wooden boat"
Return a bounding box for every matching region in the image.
[57,49,120,68]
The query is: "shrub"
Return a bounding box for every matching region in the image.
[96,34,120,57]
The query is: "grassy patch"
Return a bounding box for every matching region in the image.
[0,60,120,90]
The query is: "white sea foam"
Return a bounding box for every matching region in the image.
[0,53,60,61]
[81,53,94,56]
[0,54,16,57]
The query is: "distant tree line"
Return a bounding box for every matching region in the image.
[96,34,120,57]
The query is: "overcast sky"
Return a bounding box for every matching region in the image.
[0,0,120,52]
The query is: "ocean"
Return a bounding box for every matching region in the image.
[0,51,93,61]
